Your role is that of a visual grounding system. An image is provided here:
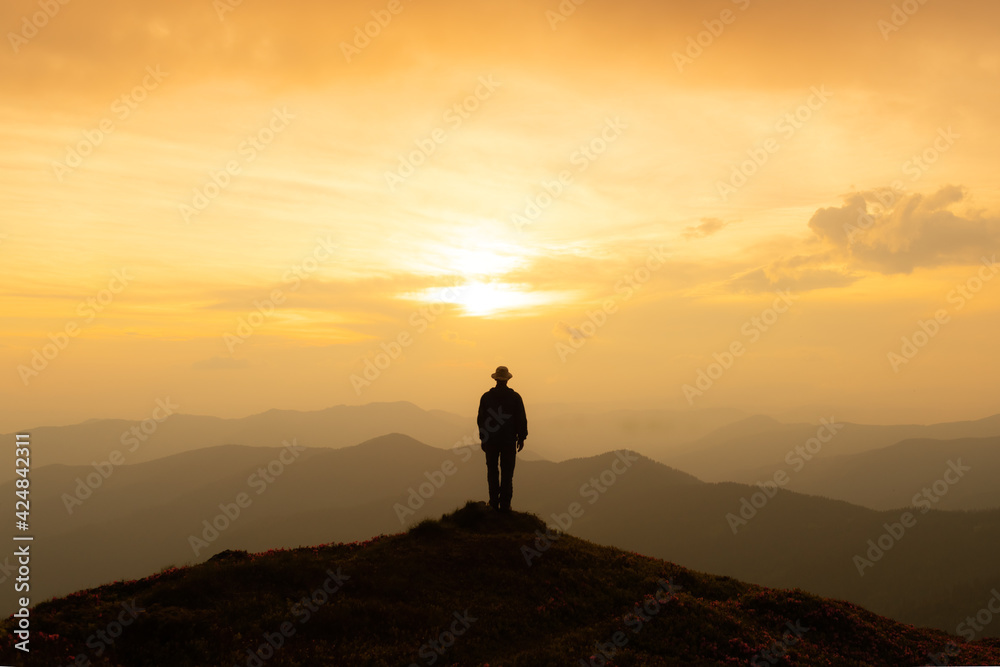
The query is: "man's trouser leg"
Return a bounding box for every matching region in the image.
[485,445,501,508]
[499,442,517,510]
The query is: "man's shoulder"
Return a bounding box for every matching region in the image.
[483,385,522,399]
[503,387,524,404]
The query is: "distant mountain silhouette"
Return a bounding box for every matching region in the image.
[0,401,472,480]
[669,413,1000,482]
[741,435,1000,511]
[8,435,1000,639]
[2,502,996,666]
[525,404,746,460]
[0,403,738,482]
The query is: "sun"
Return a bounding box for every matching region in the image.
[396,233,578,317]
[444,280,557,317]
[444,247,522,278]
[401,279,561,318]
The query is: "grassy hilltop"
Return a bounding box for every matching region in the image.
[2,502,998,666]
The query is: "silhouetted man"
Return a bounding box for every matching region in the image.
[477,366,527,512]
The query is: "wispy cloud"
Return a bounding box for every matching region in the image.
[683,218,731,240]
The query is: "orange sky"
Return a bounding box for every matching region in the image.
[2,0,999,431]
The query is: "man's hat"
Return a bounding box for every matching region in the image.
[491,365,513,381]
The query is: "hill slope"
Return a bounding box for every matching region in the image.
[2,502,997,667]
[9,437,1000,639]
[0,437,699,616]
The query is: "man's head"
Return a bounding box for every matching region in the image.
[491,365,513,385]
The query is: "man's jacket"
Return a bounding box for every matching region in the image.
[477,385,527,446]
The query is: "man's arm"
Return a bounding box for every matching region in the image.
[477,392,490,446]
[516,393,527,444]
[477,392,488,431]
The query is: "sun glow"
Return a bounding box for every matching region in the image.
[392,235,568,316]
[402,281,570,318]
[443,246,523,278]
